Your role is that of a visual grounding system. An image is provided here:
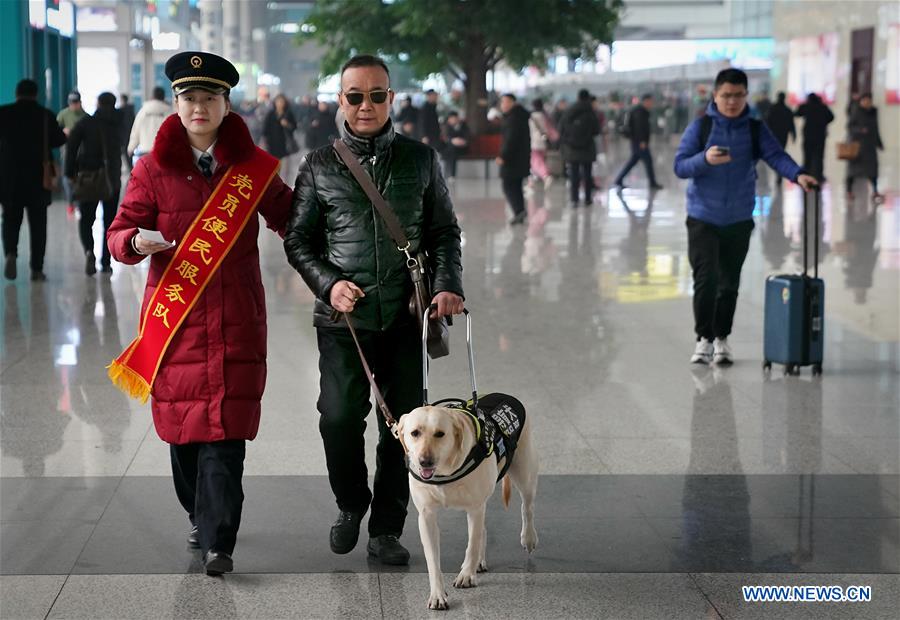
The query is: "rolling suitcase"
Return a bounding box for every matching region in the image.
[763,187,824,376]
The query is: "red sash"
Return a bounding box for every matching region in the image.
[108,153,279,402]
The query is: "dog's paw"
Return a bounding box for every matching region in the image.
[453,572,477,588]
[427,591,449,610]
[521,527,538,553]
[477,560,488,573]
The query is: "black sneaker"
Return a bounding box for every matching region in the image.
[100,264,113,274]
[330,510,363,554]
[4,255,15,280]
[187,525,200,549]
[508,212,527,225]
[30,271,46,282]
[204,551,233,576]
[650,183,663,190]
[85,251,96,276]
[367,535,410,566]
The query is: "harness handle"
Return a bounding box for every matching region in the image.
[422,305,478,410]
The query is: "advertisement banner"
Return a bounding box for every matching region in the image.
[787,33,839,106]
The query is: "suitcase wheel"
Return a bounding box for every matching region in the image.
[784,364,800,376]
[812,364,823,376]
[762,360,772,373]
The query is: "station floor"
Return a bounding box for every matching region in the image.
[1,143,898,618]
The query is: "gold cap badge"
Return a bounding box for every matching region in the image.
[190,56,202,69]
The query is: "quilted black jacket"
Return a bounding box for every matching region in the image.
[284,120,463,331]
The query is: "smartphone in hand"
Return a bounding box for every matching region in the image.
[716,146,730,155]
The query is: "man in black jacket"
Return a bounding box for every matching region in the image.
[497,93,531,225]
[560,89,601,208]
[765,92,796,182]
[418,89,441,147]
[613,93,662,190]
[66,92,123,276]
[285,55,464,566]
[0,79,67,281]
[440,110,469,180]
[795,93,834,182]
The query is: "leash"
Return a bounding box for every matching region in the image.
[336,311,403,443]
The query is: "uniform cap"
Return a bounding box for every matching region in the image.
[165,51,239,95]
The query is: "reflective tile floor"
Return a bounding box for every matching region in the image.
[1,143,898,618]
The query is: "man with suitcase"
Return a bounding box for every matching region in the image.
[674,68,817,365]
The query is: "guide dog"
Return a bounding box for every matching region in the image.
[397,397,538,610]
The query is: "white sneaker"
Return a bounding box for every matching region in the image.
[713,337,733,365]
[690,338,713,364]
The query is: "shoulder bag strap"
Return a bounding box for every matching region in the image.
[332,138,409,251]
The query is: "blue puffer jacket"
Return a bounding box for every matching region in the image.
[674,102,803,226]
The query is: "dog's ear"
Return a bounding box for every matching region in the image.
[451,411,466,454]
[396,414,409,454]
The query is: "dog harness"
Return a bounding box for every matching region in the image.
[408,392,526,486]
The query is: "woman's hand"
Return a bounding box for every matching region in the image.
[133,234,173,255]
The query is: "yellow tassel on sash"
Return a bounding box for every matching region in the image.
[107,360,151,403]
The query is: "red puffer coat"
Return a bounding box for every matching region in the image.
[107,113,292,444]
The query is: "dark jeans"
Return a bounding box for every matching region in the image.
[846,176,878,195]
[567,160,594,204]
[1,202,47,271]
[77,185,120,266]
[501,175,526,216]
[803,144,825,182]
[170,440,246,555]
[686,217,754,341]
[614,144,657,186]
[316,323,422,537]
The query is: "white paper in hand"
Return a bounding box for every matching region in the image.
[138,228,176,248]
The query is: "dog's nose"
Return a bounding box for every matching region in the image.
[419,456,434,468]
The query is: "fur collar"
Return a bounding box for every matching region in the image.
[152,112,256,172]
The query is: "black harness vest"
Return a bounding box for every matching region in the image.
[408,393,526,485]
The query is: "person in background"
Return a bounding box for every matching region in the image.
[528,98,555,191]
[57,91,87,212]
[65,92,123,276]
[106,51,293,577]
[560,89,601,208]
[306,100,339,150]
[128,86,171,163]
[845,92,884,204]
[440,110,469,181]
[674,68,817,366]
[613,93,662,191]
[262,94,299,181]
[765,92,797,183]
[418,89,441,147]
[794,92,834,183]
[118,94,136,172]
[551,99,568,129]
[497,93,531,225]
[1,79,67,281]
[754,92,772,122]
[395,95,418,138]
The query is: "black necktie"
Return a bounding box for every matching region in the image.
[198,153,213,178]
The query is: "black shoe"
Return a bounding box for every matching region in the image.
[30,271,46,282]
[367,535,410,566]
[204,551,233,576]
[508,212,527,225]
[187,525,200,549]
[650,183,663,190]
[569,201,580,209]
[100,264,113,274]
[85,251,96,276]
[330,510,363,554]
[614,182,626,190]
[4,255,15,280]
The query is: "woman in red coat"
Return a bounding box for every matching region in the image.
[106,52,292,576]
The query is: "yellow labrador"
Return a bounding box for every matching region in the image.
[397,403,538,610]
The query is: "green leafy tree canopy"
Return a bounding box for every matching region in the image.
[301,0,622,134]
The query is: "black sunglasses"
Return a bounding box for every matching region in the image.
[343,89,390,106]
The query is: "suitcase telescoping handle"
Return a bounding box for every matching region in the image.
[802,186,820,279]
[422,305,478,408]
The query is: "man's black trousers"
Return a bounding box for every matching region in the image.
[614,143,658,186]
[501,175,526,216]
[316,323,422,537]
[77,184,120,267]
[567,160,594,204]
[686,217,754,341]
[2,202,47,272]
[170,440,246,555]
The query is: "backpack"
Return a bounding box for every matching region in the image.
[618,109,632,137]
[699,114,761,160]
